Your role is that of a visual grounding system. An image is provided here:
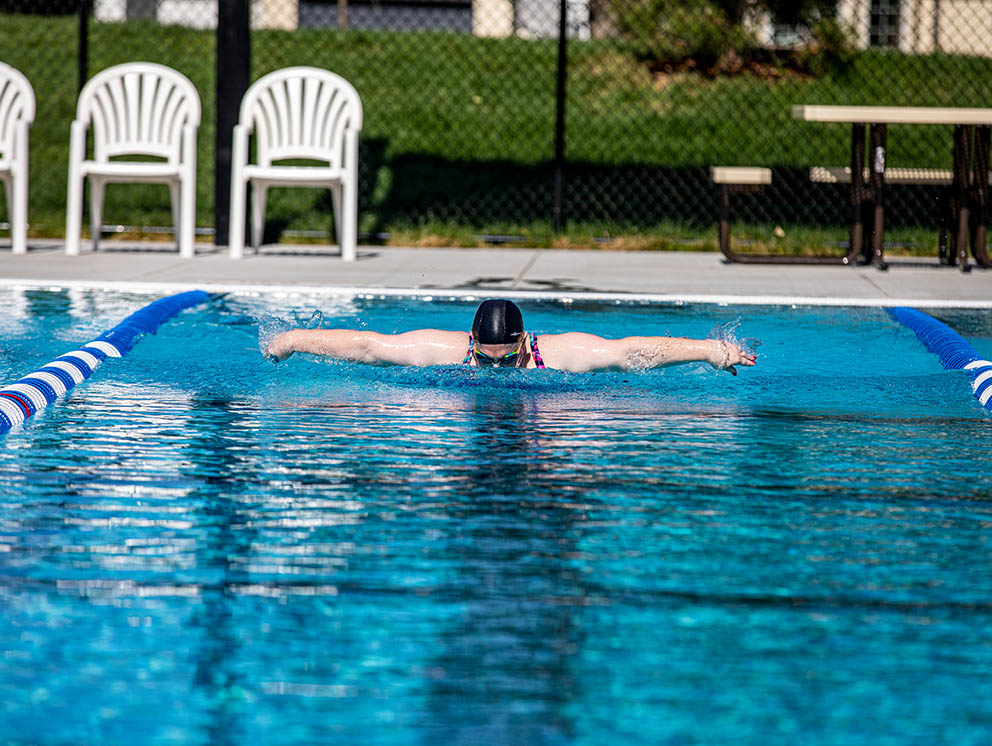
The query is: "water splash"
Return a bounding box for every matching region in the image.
[257,313,292,361]
[257,310,326,362]
[295,309,325,329]
[707,317,761,357]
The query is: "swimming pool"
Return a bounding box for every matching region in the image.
[2,288,991,745]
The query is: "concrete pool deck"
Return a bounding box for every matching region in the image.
[0,239,991,306]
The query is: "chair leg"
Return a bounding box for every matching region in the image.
[12,175,27,255]
[330,184,343,249]
[341,129,359,262]
[11,146,28,255]
[168,181,186,257]
[65,175,83,257]
[251,184,268,251]
[65,120,86,256]
[1,177,13,252]
[89,177,106,253]
[229,124,248,260]
[229,175,246,260]
[342,179,357,262]
[180,176,195,259]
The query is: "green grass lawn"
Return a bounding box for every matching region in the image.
[2,13,990,254]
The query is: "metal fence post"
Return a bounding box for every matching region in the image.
[215,0,251,247]
[78,0,91,94]
[552,0,567,233]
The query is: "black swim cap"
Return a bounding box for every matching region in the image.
[472,299,524,345]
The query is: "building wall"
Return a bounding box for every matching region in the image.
[900,0,992,57]
[301,2,472,32]
[93,0,992,57]
[95,0,591,39]
[94,0,299,30]
[837,0,992,57]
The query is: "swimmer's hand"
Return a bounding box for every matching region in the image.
[265,331,295,362]
[711,339,757,376]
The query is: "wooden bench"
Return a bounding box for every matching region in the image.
[809,166,956,185]
[711,166,772,187]
[711,167,770,261]
[713,163,990,266]
[711,166,850,264]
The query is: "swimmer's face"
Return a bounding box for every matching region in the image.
[474,338,524,368]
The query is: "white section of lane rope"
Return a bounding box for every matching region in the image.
[964,360,992,405]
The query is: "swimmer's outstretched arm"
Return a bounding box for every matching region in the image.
[266,329,467,366]
[539,333,756,374]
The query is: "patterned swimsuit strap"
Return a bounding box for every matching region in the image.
[462,334,475,364]
[530,333,546,369]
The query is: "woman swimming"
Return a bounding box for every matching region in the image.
[264,299,757,375]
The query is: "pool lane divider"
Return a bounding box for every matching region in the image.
[889,306,992,413]
[0,290,210,434]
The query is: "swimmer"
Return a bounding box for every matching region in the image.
[264,299,757,374]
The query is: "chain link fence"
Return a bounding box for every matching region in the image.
[2,0,991,250]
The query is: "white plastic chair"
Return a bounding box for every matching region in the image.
[229,67,363,261]
[0,62,36,255]
[65,62,200,257]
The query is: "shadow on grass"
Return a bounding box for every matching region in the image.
[259,140,952,241]
[366,156,949,233]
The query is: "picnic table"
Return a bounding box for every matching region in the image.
[792,105,992,271]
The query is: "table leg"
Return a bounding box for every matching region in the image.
[953,124,972,272]
[971,125,990,268]
[869,123,887,270]
[938,192,951,265]
[847,123,866,265]
[718,183,731,259]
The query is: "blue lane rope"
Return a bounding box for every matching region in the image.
[0,290,210,434]
[889,306,992,413]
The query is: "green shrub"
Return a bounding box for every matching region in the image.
[797,16,858,75]
[608,0,757,72]
[606,0,857,77]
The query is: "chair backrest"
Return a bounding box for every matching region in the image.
[240,67,363,168]
[0,61,36,160]
[77,62,201,163]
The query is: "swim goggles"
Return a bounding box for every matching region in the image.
[474,336,525,367]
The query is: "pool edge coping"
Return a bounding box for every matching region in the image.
[1,277,991,309]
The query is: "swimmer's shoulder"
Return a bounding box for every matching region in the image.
[386,328,468,366]
[393,328,467,343]
[534,331,611,350]
[539,331,610,341]
[532,332,622,372]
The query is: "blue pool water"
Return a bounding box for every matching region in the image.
[1,289,991,745]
